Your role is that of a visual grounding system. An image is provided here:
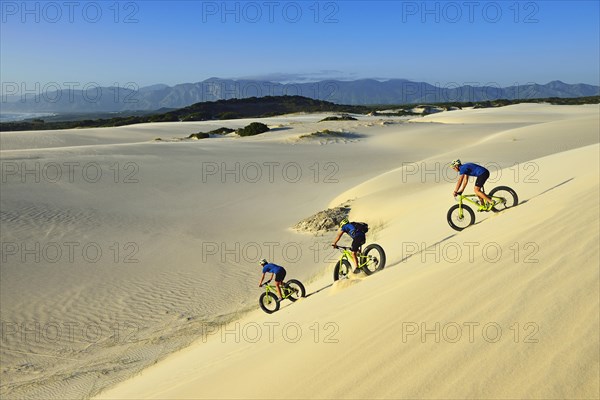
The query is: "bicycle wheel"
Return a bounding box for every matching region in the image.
[259,292,280,313]
[361,244,386,275]
[489,186,519,212]
[447,204,475,231]
[285,279,306,302]
[333,259,352,281]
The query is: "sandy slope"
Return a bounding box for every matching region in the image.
[1,104,598,399]
[95,143,600,399]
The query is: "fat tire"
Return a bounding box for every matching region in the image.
[333,259,352,281]
[489,186,519,212]
[447,204,475,231]
[285,279,306,302]
[361,244,386,275]
[259,292,280,314]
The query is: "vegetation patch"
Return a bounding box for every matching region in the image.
[186,127,235,140]
[236,122,270,137]
[209,127,236,135]
[188,132,210,139]
[320,114,358,122]
[299,129,359,139]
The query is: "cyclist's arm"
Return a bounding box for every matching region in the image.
[332,230,344,247]
[258,272,266,287]
[454,174,467,195]
[459,175,469,193]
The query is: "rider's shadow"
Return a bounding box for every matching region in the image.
[519,178,574,206]
[274,285,328,311]
[305,283,333,298]
[387,234,457,268]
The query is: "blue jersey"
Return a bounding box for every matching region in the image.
[262,263,284,275]
[341,223,365,239]
[459,163,488,177]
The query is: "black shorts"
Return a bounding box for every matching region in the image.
[475,170,490,189]
[351,234,366,252]
[274,269,286,283]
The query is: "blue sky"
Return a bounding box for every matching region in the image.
[1,0,599,91]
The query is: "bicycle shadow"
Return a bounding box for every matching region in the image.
[518,178,574,206]
[276,282,334,311]
[305,283,333,298]
[384,234,458,269]
[283,278,364,307]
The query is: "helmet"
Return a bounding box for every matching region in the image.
[450,159,461,168]
[339,217,349,228]
[259,258,268,265]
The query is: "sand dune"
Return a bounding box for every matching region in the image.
[96,145,600,400]
[1,104,598,399]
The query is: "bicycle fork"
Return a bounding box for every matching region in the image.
[457,201,466,218]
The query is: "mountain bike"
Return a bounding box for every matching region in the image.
[332,244,386,281]
[259,279,306,314]
[447,186,519,231]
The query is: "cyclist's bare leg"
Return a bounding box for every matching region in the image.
[352,251,360,271]
[275,281,284,299]
[475,185,492,205]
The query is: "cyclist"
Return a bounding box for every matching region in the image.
[332,218,366,274]
[450,159,494,211]
[258,258,286,300]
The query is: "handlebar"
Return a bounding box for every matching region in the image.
[332,245,351,250]
[260,280,272,287]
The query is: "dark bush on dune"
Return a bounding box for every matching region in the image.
[320,114,358,122]
[210,127,235,135]
[188,132,210,139]
[237,122,270,137]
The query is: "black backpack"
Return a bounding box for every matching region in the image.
[351,222,369,233]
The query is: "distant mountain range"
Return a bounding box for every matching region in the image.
[2,78,598,113]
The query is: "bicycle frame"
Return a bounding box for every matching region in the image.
[455,194,482,216]
[262,281,293,299]
[332,243,385,280]
[448,186,517,231]
[335,246,369,269]
[455,192,505,215]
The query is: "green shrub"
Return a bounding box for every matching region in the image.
[237,122,270,137]
[188,132,210,139]
[319,114,357,122]
[299,129,360,139]
[209,127,235,135]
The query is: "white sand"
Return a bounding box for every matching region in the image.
[1,104,598,399]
